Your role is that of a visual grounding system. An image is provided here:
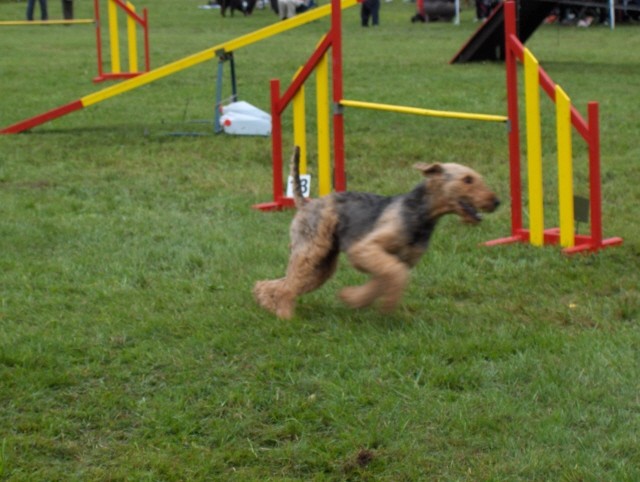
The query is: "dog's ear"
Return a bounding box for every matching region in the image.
[413,162,444,177]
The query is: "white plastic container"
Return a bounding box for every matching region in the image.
[221,101,271,120]
[219,101,271,136]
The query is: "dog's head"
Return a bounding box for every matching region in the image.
[413,162,500,224]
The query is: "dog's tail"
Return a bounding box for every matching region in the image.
[289,145,305,209]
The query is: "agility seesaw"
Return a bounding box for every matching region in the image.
[0,0,358,135]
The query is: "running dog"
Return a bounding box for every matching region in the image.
[253,147,500,319]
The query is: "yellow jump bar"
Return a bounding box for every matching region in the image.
[0,19,94,26]
[339,99,507,123]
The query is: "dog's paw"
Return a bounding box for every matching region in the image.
[253,280,295,319]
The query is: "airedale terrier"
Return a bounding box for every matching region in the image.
[253,147,500,319]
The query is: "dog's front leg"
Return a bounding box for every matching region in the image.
[340,236,409,312]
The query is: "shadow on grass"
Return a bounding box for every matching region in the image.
[15,123,219,140]
[295,297,424,331]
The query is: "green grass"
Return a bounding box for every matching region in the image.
[1,0,639,479]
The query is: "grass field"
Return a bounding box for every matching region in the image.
[1,0,639,479]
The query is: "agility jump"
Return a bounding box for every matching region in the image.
[0,1,355,135]
[0,0,149,82]
[93,0,150,82]
[255,0,508,212]
[484,0,622,254]
[257,0,621,254]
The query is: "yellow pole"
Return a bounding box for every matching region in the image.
[524,48,544,246]
[108,0,121,73]
[293,68,307,175]
[556,85,575,248]
[316,51,330,197]
[126,1,138,73]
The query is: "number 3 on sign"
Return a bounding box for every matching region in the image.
[286,175,312,198]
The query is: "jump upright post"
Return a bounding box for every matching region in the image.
[485,0,622,254]
[93,0,150,82]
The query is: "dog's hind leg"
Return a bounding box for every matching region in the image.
[254,243,339,319]
[254,193,340,319]
[340,236,410,312]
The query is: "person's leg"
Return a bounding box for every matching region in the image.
[371,0,380,25]
[361,1,370,26]
[287,0,297,18]
[39,0,48,20]
[26,0,36,20]
[277,0,287,19]
[63,0,74,20]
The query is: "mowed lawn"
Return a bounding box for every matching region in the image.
[1,0,639,479]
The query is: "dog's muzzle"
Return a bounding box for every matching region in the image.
[459,196,500,223]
